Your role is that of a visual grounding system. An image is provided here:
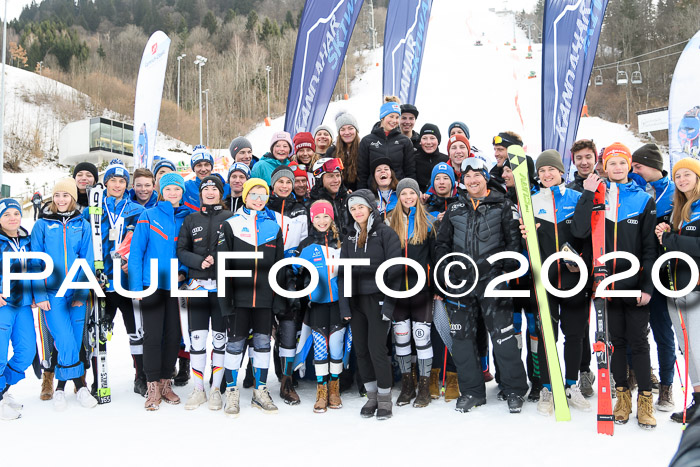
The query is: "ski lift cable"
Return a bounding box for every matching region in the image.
[592,39,689,71]
[594,50,684,72]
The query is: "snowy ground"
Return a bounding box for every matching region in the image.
[3,1,684,465]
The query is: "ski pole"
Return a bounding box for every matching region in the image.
[679,308,690,429]
[676,358,685,394]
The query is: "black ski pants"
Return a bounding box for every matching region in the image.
[141,289,181,383]
[350,293,392,390]
[608,298,652,392]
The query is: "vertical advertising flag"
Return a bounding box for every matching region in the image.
[133,31,171,170]
[382,0,432,105]
[668,29,700,171]
[541,0,609,177]
[285,0,364,135]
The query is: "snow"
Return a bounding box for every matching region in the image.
[2,1,683,465]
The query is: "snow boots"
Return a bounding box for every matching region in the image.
[173,357,190,387]
[145,381,161,411]
[413,376,431,408]
[280,375,300,405]
[656,384,674,412]
[40,371,54,401]
[429,369,440,399]
[637,391,657,429]
[328,379,342,409]
[160,379,180,405]
[444,371,460,401]
[361,391,378,418]
[396,373,416,406]
[314,383,328,413]
[614,387,632,424]
[376,393,393,420]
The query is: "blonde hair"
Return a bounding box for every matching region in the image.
[389,199,432,248]
[310,200,341,246]
[672,174,700,229]
[384,95,400,104]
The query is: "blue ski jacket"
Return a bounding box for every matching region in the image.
[294,228,341,304]
[128,189,158,209]
[251,153,291,187]
[31,208,94,304]
[128,201,190,291]
[0,226,34,307]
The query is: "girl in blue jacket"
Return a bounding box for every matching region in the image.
[0,199,36,420]
[31,178,96,411]
[129,172,190,411]
[295,200,345,413]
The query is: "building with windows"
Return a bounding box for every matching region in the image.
[58,117,134,167]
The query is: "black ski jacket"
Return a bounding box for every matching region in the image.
[415,148,449,194]
[338,189,402,320]
[177,204,234,281]
[358,124,415,189]
[662,199,700,292]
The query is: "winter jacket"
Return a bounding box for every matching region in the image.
[573,180,657,295]
[177,204,234,281]
[306,183,350,236]
[357,124,415,189]
[31,208,94,304]
[415,148,449,193]
[376,189,398,220]
[128,201,190,291]
[82,194,143,292]
[531,183,591,291]
[391,207,435,294]
[661,199,700,292]
[409,130,421,151]
[648,174,674,223]
[268,193,309,258]
[183,173,226,213]
[434,188,521,296]
[128,189,158,209]
[226,193,244,213]
[0,227,34,307]
[294,228,341,304]
[216,206,286,315]
[566,171,588,193]
[338,189,402,320]
[251,153,291,186]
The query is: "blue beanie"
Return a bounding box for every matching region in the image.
[104,159,130,186]
[379,102,401,120]
[448,121,470,140]
[0,198,22,217]
[428,162,456,194]
[227,162,251,181]
[153,158,176,175]
[159,172,185,196]
[191,144,214,170]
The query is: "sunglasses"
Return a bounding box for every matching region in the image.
[313,158,344,177]
[247,193,269,202]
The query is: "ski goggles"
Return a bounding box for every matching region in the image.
[313,158,344,177]
[247,193,269,202]
[460,157,488,173]
[288,163,309,178]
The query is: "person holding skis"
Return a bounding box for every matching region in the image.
[490,132,523,181]
[177,175,233,411]
[294,200,345,412]
[32,178,97,410]
[217,178,286,416]
[357,97,415,189]
[575,143,658,429]
[129,172,190,411]
[129,168,158,208]
[268,165,309,405]
[326,112,361,192]
[388,178,435,408]
[251,132,294,186]
[656,157,700,423]
[339,189,402,420]
[0,199,36,420]
[434,157,529,414]
[84,159,146,396]
[226,162,251,213]
[520,150,592,416]
[414,124,448,194]
[631,143,677,412]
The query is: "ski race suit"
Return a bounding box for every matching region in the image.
[176,203,234,390]
[434,187,529,400]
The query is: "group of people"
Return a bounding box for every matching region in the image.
[0,96,698,430]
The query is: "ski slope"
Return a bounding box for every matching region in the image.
[4,2,683,466]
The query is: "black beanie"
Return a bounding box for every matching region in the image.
[73,162,99,182]
[419,123,442,144]
[199,175,224,196]
[632,143,664,173]
[400,104,419,118]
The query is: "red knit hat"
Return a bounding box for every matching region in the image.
[293,132,316,154]
[602,142,632,170]
[447,134,471,155]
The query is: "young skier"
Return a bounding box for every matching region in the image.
[339,189,402,419]
[184,145,225,212]
[177,176,234,411]
[251,132,294,186]
[32,178,97,411]
[217,178,285,416]
[129,172,190,411]
[226,162,251,213]
[0,199,36,420]
[370,157,398,220]
[326,112,361,192]
[388,178,435,408]
[295,200,345,412]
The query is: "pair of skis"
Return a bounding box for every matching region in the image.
[88,183,112,404]
[509,146,613,432]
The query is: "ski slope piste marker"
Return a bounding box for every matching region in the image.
[591,182,614,435]
[88,183,111,404]
[508,144,570,422]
